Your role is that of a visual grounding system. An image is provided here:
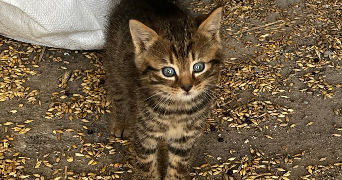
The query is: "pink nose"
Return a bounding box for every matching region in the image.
[181,84,193,92]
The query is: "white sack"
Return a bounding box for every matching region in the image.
[0,0,118,50]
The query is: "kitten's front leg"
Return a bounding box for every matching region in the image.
[165,136,198,180]
[132,135,160,180]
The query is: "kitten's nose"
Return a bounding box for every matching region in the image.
[181,84,193,92]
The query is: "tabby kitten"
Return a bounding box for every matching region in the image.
[105,0,223,179]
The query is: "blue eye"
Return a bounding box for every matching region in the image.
[162,67,176,77]
[193,62,205,73]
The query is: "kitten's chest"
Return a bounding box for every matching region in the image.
[164,122,200,140]
[165,124,185,140]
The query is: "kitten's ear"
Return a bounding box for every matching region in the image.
[129,19,158,54]
[197,7,223,41]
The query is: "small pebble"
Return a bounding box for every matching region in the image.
[227,169,233,176]
[324,51,333,57]
[245,119,253,124]
[210,125,216,132]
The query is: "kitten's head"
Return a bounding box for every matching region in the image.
[129,7,223,102]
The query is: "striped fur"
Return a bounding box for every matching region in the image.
[105,0,223,179]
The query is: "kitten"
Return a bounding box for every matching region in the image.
[104,0,223,179]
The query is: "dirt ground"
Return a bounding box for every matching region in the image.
[0,0,341,179]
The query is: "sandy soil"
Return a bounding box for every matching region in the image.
[0,0,341,180]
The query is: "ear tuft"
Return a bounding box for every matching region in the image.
[129,20,158,54]
[197,7,223,41]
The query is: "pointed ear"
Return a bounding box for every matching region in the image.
[129,19,158,54]
[197,7,223,41]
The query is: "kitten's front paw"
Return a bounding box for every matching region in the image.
[111,122,131,138]
[110,127,124,138]
[111,128,131,138]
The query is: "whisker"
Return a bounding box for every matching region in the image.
[154,94,172,114]
[202,89,215,100]
[145,91,164,101]
[205,84,222,88]
[153,95,167,110]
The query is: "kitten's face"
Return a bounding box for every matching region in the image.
[130,8,223,102]
[139,38,221,101]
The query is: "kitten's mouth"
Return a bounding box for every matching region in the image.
[176,91,198,101]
